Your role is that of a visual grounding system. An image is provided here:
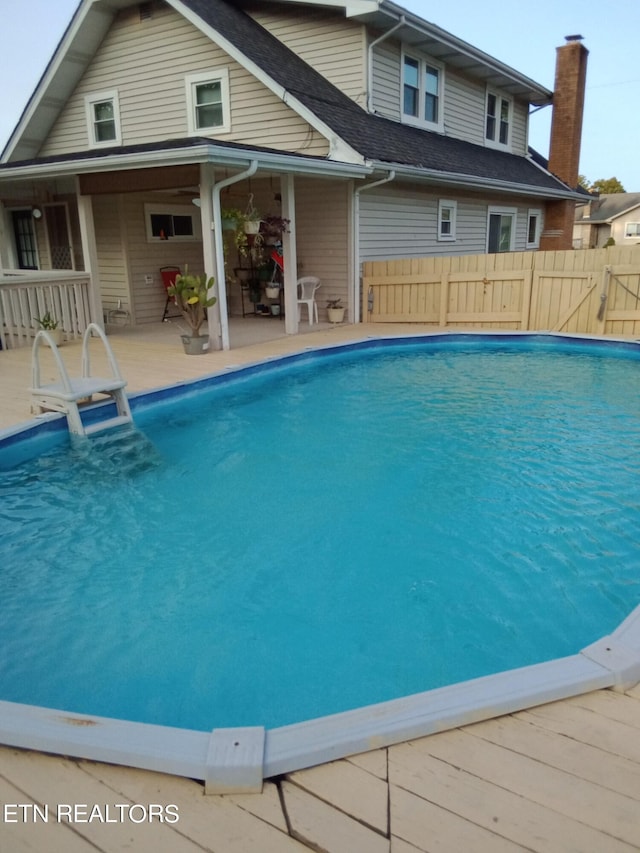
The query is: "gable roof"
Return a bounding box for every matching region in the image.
[2,0,577,199]
[179,0,575,197]
[575,193,640,223]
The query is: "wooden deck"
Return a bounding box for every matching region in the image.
[1,322,640,852]
[2,686,639,852]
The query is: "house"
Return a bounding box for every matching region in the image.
[573,193,640,249]
[0,0,587,350]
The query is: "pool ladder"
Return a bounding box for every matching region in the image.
[30,323,133,437]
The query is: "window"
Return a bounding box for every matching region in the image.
[438,200,457,241]
[485,91,511,148]
[144,204,201,242]
[487,206,517,253]
[526,209,542,248]
[85,91,121,148]
[186,70,230,135]
[624,222,640,238]
[402,53,443,129]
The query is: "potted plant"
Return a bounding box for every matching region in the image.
[326,298,346,324]
[261,214,290,245]
[243,199,262,235]
[220,207,244,232]
[34,311,63,345]
[167,271,217,354]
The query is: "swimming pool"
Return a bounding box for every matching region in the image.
[1,332,640,792]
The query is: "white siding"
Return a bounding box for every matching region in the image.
[40,4,329,158]
[370,38,401,120]
[295,177,350,317]
[359,184,544,260]
[250,5,367,107]
[93,195,131,318]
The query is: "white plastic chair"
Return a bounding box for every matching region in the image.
[297,276,321,325]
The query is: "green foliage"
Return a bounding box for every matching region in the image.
[33,311,59,330]
[167,272,216,336]
[578,175,626,194]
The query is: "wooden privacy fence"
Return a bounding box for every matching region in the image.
[362,246,640,337]
[0,273,92,350]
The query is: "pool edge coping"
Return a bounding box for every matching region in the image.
[2,329,640,792]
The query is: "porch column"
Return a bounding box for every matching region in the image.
[200,164,225,351]
[75,178,103,327]
[281,173,298,335]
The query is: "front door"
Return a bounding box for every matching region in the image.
[45,203,74,269]
[11,210,39,270]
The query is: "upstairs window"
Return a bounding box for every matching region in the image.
[402,53,443,130]
[485,91,511,148]
[186,70,230,135]
[438,200,457,241]
[85,91,121,148]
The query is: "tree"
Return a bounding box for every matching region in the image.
[579,176,626,194]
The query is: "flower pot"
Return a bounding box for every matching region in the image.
[44,328,64,346]
[222,218,236,232]
[181,334,210,355]
[243,220,261,235]
[270,304,281,316]
[265,286,280,299]
[327,307,345,324]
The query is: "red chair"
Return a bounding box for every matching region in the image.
[160,266,181,321]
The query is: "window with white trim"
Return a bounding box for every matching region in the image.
[438,200,457,241]
[402,52,443,130]
[186,69,230,135]
[144,204,201,242]
[485,91,511,148]
[624,222,640,238]
[526,209,542,248]
[85,91,121,148]
[487,206,517,253]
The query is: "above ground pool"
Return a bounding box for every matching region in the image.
[1,333,640,781]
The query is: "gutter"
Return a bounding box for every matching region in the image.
[0,144,371,183]
[367,17,405,113]
[373,161,584,201]
[211,161,259,351]
[353,170,396,322]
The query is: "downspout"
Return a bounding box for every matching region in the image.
[211,160,258,350]
[353,170,395,322]
[367,17,405,113]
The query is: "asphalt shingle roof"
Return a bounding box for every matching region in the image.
[575,193,640,222]
[182,0,573,194]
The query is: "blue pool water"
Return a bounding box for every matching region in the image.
[1,336,640,731]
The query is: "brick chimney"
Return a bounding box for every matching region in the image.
[540,36,589,251]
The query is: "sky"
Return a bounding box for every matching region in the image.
[0,0,639,189]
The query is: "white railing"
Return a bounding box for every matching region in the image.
[0,271,92,350]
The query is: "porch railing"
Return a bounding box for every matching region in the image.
[0,271,92,350]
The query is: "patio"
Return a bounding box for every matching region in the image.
[1,323,639,852]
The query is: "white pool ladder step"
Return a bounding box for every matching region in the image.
[30,323,133,437]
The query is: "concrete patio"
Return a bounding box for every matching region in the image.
[1,321,639,852]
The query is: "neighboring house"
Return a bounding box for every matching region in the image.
[0,0,587,349]
[573,193,640,248]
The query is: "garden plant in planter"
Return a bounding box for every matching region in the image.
[34,311,63,345]
[167,271,216,354]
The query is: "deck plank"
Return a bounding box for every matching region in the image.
[80,759,309,853]
[281,780,390,853]
[521,700,640,762]
[464,712,640,798]
[412,727,640,847]
[288,758,388,834]
[389,739,638,853]
[0,775,99,853]
[0,748,203,853]
[347,748,388,780]
[564,689,640,728]
[390,784,524,853]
